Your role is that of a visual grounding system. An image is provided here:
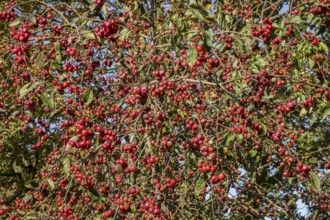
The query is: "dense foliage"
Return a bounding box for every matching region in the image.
[0,0,329,219]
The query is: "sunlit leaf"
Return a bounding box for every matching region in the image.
[187,48,197,67]
[83,89,94,106]
[9,20,21,27]
[46,179,55,191]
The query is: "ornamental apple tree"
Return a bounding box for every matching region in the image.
[0,0,329,219]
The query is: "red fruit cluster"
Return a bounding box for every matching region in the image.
[11,27,31,42]
[94,19,117,38]
[138,198,161,218]
[36,16,47,27]
[252,18,273,41]
[210,173,226,184]
[0,10,14,21]
[197,161,217,173]
[302,97,313,108]
[101,210,114,219]
[276,101,297,113]
[220,34,234,50]
[94,0,104,7]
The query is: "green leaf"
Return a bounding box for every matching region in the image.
[54,62,63,71]
[83,89,94,106]
[312,17,321,26]
[9,20,21,27]
[204,33,213,49]
[185,9,193,17]
[237,134,243,143]
[319,42,329,53]
[191,9,204,21]
[68,36,74,44]
[62,156,70,176]
[309,172,320,192]
[290,16,302,24]
[322,108,330,120]
[46,179,55,191]
[308,58,315,69]
[251,67,259,74]
[19,82,38,99]
[55,42,60,50]
[22,194,32,203]
[249,150,257,158]
[101,4,108,17]
[194,178,205,196]
[254,57,268,68]
[12,160,22,173]
[261,123,267,135]
[308,157,320,164]
[84,31,96,40]
[89,189,100,201]
[56,51,62,64]
[25,180,38,189]
[225,14,231,23]
[287,199,295,206]
[119,28,130,40]
[272,22,280,28]
[224,132,236,146]
[25,212,39,219]
[40,93,55,110]
[31,16,37,24]
[11,110,19,116]
[310,115,318,126]
[186,30,199,39]
[300,108,307,117]
[187,48,197,67]
[189,0,198,7]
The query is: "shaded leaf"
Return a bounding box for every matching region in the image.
[89,188,100,201]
